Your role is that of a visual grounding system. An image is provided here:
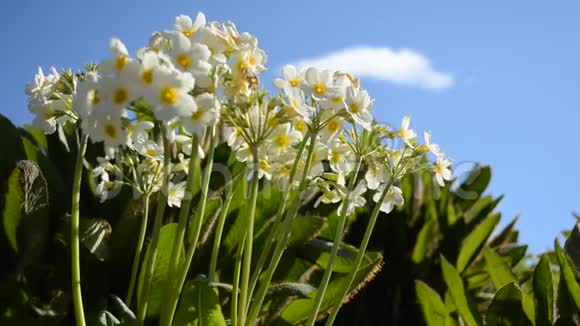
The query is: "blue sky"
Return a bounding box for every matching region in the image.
[1,0,579,253]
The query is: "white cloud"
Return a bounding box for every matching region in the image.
[291,46,454,91]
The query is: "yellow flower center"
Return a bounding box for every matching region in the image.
[141,69,153,85]
[160,87,177,105]
[115,55,127,72]
[248,55,256,66]
[89,90,100,105]
[146,148,157,157]
[290,78,299,87]
[113,88,129,105]
[313,83,326,95]
[176,54,192,69]
[104,123,117,139]
[259,159,270,170]
[331,150,340,163]
[327,120,339,133]
[191,109,204,121]
[182,30,194,38]
[350,103,360,114]
[295,120,306,132]
[331,96,343,104]
[274,134,289,149]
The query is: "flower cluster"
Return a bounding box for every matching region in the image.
[25,11,453,212]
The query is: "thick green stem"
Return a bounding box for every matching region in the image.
[238,146,260,326]
[246,136,309,307]
[71,134,88,326]
[125,194,150,306]
[162,127,216,326]
[325,180,394,326]
[159,135,200,325]
[137,128,172,326]
[246,135,317,325]
[306,159,363,326]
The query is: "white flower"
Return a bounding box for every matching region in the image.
[135,140,163,160]
[314,185,343,207]
[175,13,206,38]
[145,66,196,121]
[127,120,154,147]
[274,65,304,89]
[365,163,388,190]
[398,116,417,145]
[84,112,127,150]
[266,123,301,156]
[422,131,441,156]
[373,185,404,214]
[345,87,373,130]
[319,110,344,143]
[338,180,367,216]
[167,181,186,207]
[328,140,355,175]
[433,156,453,186]
[96,75,135,115]
[100,38,137,76]
[282,86,314,121]
[181,92,219,138]
[303,67,341,100]
[25,67,59,100]
[75,72,101,120]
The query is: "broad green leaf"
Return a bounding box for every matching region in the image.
[555,240,580,311]
[440,255,481,326]
[174,278,226,326]
[464,195,502,226]
[533,255,554,326]
[2,161,50,259]
[490,215,520,247]
[564,222,580,271]
[137,223,182,317]
[456,213,500,273]
[486,282,532,326]
[2,168,23,252]
[298,239,379,274]
[266,282,315,299]
[280,251,382,324]
[0,114,26,195]
[455,165,491,211]
[415,280,449,326]
[412,218,437,264]
[21,124,47,151]
[288,215,326,247]
[484,247,516,289]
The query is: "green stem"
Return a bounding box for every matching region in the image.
[125,194,150,306]
[163,126,216,326]
[325,180,394,326]
[238,146,261,326]
[306,158,363,326]
[137,128,172,326]
[246,135,317,325]
[246,136,309,307]
[231,233,246,326]
[71,134,88,326]
[209,174,241,283]
[160,135,199,325]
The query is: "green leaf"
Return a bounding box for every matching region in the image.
[486,282,532,326]
[415,280,450,326]
[440,255,481,326]
[533,255,554,326]
[555,240,580,311]
[484,247,516,289]
[137,223,182,317]
[490,215,520,247]
[267,282,315,299]
[412,218,437,264]
[174,277,226,326]
[2,161,50,260]
[280,251,383,324]
[288,215,326,247]
[2,168,23,252]
[456,213,500,273]
[564,221,580,271]
[0,114,26,195]
[455,165,491,211]
[298,239,378,274]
